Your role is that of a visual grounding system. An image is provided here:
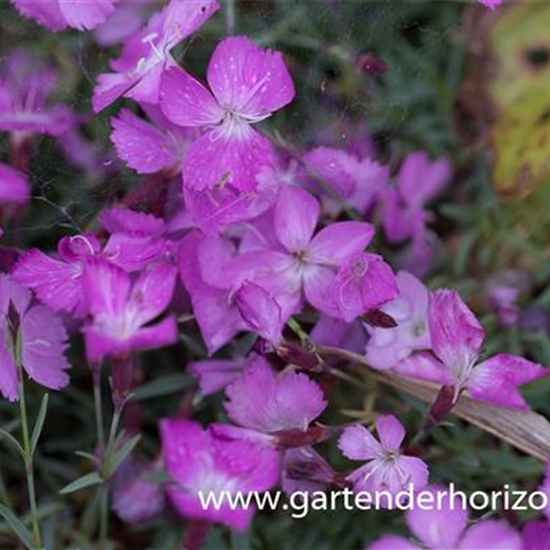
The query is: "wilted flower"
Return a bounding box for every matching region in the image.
[338,415,428,500]
[160,418,280,530]
[365,271,431,370]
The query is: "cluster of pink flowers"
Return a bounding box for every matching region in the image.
[1,0,544,548]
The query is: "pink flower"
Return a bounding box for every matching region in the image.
[0,51,73,137]
[14,207,168,315]
[93,0,219,111]
[218,354,326,445]
[82,258,177,361]
[94,0,149,46]
[478,0,501,9]
[160,418,280,530]
[382,152,451,276]
[0,274,70,401]
[227,186,375,318]
[159,36,295,192]
[338,415,428,499]
[304,146,389,216]
[399,290,547,409]
[0,162,29,205]
[369,486,521,550]
[11,0,116,31]
[365,271,431,370]
[331,253,398,323]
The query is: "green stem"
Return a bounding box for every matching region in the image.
[18,375,42,550]
[98,486,108,550]
[93,372,105,458]
[225,0,236,35]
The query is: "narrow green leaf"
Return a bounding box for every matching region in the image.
[59,472,103,495]
[0,428,26,460]
[30,394,49,456]
[133,374,193,401]
[106,434,141,478]
[0,502,33,549]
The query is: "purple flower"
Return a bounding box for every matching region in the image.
[486,270,530,328]
[304,146,389,216]
[82,258,177,362]
[0,162,29,205]
[94,0,149,46]
[112,454,164,524]
[382,152,451,275]
[331,253,398,323]
[159,36,295,192]
[365,271,431,370]
[227,186,375,318]
[0,51,73,137]
[369,485,521,550]
[189,357,245,396]
[11,0,116,31]
[14,207,168,315]
[0,274,70,401]
[111,107,193,175]
[338,415,428,499]
[93,0,219,111]
[478,0,501,9]
[282,446,336,496]
[310,315,366,354]
[160,418,280,530]
[218,354,326,445]
[400,290,547,409]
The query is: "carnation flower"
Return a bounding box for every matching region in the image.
[338,415,428,500]
[160,418,280,530]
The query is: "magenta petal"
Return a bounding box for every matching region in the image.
[308,221,374,266]
[393,352,452,385]
[189,358,244,396]
[368,536,420,550]
[522,520,550,550]
[12,250,83,313]
[21,305,70,391]
[459,521,522,550]
[58,0,116,30]
[11,0,67,31]
[467,354,547,410]
[376,414,405,453]
[130,263,177,325]
[92,71,138,113]
[100,206,166,238]
[303,265,339,317]
[236,281,283,344]
[102,234,166,273]
[274,186,319,253]
[183,129,276,192]
[338,424,383,460]
[224,355,326,433]
[160,418,280,530]
[406,486,468,550]
[206,36,295,115]
[128,317,178,352]
[82,258,131,317]
[111,109,179,174]
[160,66,222,127]
[429,289,484,375]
